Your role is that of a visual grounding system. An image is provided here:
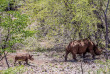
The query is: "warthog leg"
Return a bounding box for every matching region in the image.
[25,58,29,65]
[65,51,70,61]
[14,60,16,66]
[89,49,95,59]
[71,52,77,61]
[18,61,22,65]
[83,52,86,58]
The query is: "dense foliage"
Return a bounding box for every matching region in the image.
[0,0,109,51]
[0,0,35,52]
[16,0,109,48]
[0,0,110,51]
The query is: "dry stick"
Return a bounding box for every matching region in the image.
[81,60,83,74]
[0,52,8,61]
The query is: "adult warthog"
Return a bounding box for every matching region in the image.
[65,38,102,61]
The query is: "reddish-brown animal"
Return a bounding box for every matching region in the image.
[14,53,34,65]
[65,38,102,61]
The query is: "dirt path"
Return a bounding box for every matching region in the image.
[0,50,106,74]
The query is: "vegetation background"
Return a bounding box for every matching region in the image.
[0,0,110,73]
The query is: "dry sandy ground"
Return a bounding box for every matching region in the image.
[0,50,107,74]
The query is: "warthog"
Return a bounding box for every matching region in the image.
[65,38,102,61]
[14,53,34,65]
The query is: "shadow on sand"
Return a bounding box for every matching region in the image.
[51,57,101,65]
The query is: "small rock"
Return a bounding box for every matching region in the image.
[92,66,95,68]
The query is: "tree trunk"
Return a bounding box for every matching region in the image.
[4,52,9,68]
[2,2,11,68]
[2,28,10,68]
[104,0,109,60]
[0,52,8,61]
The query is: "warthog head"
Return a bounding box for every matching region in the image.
[94,46,103,55]
[29,55,34,61]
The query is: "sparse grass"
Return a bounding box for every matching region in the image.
[0,65,26,74]
[9,59,13,63]
[1,49,109,74]
[91,60,110,74]
[35,48,52,52]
